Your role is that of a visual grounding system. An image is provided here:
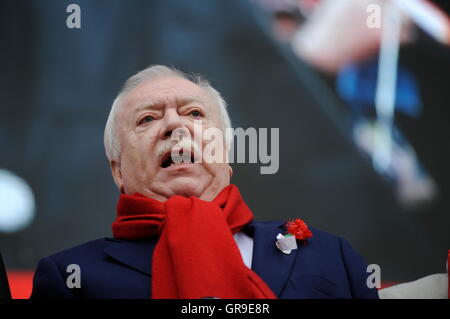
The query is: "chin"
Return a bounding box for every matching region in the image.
[166,178,207,198]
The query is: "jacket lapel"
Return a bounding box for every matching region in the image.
[248,221,300,296]
[103,237,157,276]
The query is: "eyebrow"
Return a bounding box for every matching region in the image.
[134,96,204,113]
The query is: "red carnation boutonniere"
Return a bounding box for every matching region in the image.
[286,218,313,241]
[276,218,312,255]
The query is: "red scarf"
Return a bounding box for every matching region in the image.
[112,184,277,299]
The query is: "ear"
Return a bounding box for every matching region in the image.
[228,165,233,178]
[110,159,125,193]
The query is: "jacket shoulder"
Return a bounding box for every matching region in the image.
[45,238,111,264]
[31,238,115,299]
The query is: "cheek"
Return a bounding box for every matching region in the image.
[200,137,228,163]
[121,136,157,170]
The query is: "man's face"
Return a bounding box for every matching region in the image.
[110,76,232,202]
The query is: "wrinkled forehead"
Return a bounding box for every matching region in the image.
[118,76,219,118]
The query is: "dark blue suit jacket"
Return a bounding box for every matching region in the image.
[30,221,379,299]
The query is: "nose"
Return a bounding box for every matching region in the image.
[159,108,187,140]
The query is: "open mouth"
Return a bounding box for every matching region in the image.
[160,149,196,168]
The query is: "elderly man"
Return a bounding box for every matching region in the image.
[31,65,379,299]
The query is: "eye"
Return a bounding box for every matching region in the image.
[138,115,154,125]
[190,110,202,117]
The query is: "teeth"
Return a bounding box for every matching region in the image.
[171,153,192,165]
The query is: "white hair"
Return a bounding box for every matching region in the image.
[104,65,232,161]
